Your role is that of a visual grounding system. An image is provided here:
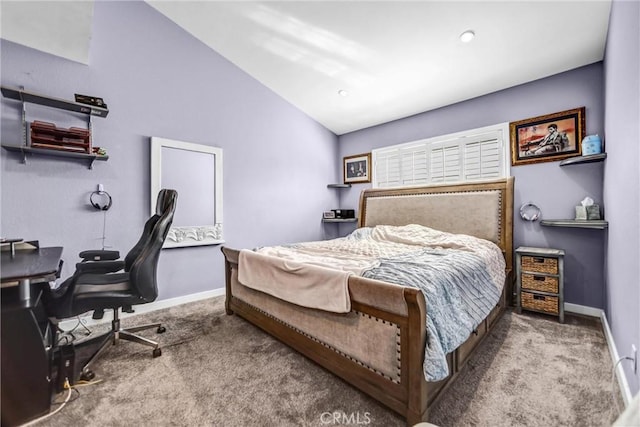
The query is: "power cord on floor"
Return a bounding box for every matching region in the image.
[611,356,633,414]
[19,376,104,426]
[21,379,72,426]
[50,387,80,405]
[73,378,103,388]
[58,316,92,336]
[56,316,92,346]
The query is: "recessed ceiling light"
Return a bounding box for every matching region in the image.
[338,89,349,97]
[459,30,475,43]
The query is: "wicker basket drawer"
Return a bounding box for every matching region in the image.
[521,292,559,315]
[521,273,559,293]
[521,256,558,274]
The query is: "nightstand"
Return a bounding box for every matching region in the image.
[515,247,565,323]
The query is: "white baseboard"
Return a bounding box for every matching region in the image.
[58,287,225,330]
[562,303,632,406]
[564,302,603,317]
[600,311,633,406]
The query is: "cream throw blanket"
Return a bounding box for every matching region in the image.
[238,249,352,313]
[237,224,505,315]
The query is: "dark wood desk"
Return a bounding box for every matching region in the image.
[1,246,63,426]
[2,246,63,303]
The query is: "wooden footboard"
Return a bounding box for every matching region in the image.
[222,247,510,425]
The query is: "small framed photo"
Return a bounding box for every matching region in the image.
[510,107,585,166]
[343,153,371,184]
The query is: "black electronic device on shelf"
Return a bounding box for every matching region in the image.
[74,93,107,109]
[332,209,355,219]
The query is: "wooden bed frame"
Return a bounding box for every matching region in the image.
[221,177,514,425]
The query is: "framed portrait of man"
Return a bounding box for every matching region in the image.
[510,107,585,166]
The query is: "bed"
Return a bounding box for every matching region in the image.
[221,177,514,425]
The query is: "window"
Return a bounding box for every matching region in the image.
[373,123,510,188]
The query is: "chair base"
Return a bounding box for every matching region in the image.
[77,309,165,380]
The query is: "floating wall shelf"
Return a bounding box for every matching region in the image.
[1,86,109,118]
[1,144,108,168]
[559,153,606,166]
[540,219,608,230]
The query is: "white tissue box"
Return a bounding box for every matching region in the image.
[575,206,587,220]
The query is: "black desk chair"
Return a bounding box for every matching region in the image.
[44,189,177,380]
[75,192,176,319]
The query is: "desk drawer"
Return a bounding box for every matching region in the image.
[521,256,558,274]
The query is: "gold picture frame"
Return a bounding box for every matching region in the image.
[510,107,585,166]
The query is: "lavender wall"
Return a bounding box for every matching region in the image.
[603,0,640,396]
[0,1,339,300]
[339,64,606,308]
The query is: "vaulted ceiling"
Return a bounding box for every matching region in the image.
[1,1,612,135]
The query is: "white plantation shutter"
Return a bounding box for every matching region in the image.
[463,133,502,180]
[373,123,509,188]
[375,152,401,187]
[400,146,428,185]
[430,142,461,183]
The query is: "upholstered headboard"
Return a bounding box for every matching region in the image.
[359,177,514,270]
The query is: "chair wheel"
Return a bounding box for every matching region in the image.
[80,370,95,381]
[157,326,166,334]
[152,348,162,358]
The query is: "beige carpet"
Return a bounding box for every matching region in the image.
[41,296,623,427]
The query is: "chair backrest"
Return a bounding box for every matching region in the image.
[127,189,177,301]
[124,189,177,271]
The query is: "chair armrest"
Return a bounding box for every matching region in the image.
[79,249,120,262]
[75,260,125,274]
